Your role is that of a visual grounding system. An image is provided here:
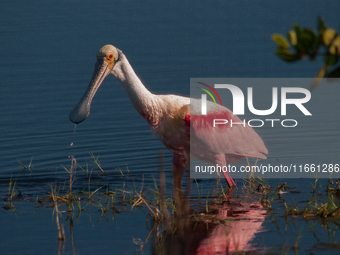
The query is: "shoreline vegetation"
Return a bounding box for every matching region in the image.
[2,152,340,254]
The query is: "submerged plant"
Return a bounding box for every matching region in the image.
[8,172,18,202]
[17,157,33,173]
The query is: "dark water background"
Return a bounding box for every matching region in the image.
[1,0,340,254]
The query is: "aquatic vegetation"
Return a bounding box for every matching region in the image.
[89,152,104,173]
[16,157,33,173]
[7,172,18,202]
[2,154,340,254]
[281,177,340,219]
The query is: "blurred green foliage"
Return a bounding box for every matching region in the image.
[272,17,340,89]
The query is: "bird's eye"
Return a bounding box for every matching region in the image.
[108,53,114,60]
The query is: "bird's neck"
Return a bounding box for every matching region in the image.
[111,54,161,126]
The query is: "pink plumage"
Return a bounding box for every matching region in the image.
[69,44,268,190]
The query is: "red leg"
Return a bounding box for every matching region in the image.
[215,154,236,188]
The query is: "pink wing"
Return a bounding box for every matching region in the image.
[186,99,268,165]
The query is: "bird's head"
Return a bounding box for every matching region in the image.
[69,44,121,124]
[96,44,120,71]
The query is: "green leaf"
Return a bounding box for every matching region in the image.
[317,16,327,33]
[330,36,340,56]
[292,24,305,54]
[322,28,337,46]
[272,34,290,49]
[322,29,340,55]
[302,29,316,50]
[303,28,317,46]
[295,28,317,54]
[289,30,297,46]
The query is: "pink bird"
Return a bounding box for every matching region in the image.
[69,45,268,189]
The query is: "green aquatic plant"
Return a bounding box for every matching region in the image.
[5,153,340,254]
[89,152,104,173]
[281,176,340,219]
[272,16,340,89]
[8,172,19,202]
[17,157,33,173]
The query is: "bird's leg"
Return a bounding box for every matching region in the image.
[172,153,187,198]
[222,168,236,198]
[215,155,236,198]
[172,153,188,227]
[182,150,192,198]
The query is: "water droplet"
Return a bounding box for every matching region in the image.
[70,142,74,146]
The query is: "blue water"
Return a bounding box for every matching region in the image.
[1,0,340,254]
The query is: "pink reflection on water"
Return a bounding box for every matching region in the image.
[189,201,266,254]
[156,199,266,255]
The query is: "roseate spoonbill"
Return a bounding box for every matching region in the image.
[69,45,268,188]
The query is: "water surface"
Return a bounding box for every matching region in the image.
[1,0,340,254]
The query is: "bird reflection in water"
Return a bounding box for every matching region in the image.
[147,157,266,255]
[151,197,265,255]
